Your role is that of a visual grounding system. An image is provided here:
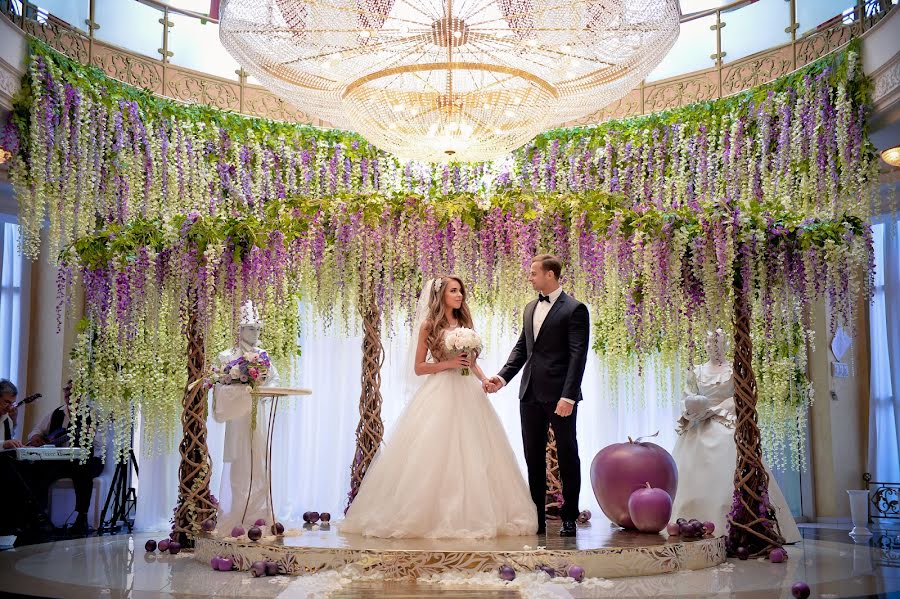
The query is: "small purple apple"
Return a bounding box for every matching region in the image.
[567,565,585,582]
[308,511,320,524]
[217,557,234,571]
[250,561,267,577]
[769,548,787,563]
[158,539,170,553]
[791,581,810,599]
[271,522,285,535]
[703,521,715,535]
[666,522,680,536]
[254,518,267,527]
[201,518,215,533]
[320,512,331,523]
[537,565,556,577]
[499,565,516,581]
[627,483,673,533]
[736,547,750,560]
[302,511,312,523]
[145,539,157,552]
[230,526,245,538]
[265,561,279,576]
[167,541,181,555]
[210,556,221,570]
[247,526,262,541]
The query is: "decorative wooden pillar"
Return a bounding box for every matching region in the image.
[347,284,385,509]
[545,429,563,518]
[173,289,215,547]
[727,253,784,557]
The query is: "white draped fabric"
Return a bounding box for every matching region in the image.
[0,219,23,385]
[868,215,900,483]
[135,303,687,531]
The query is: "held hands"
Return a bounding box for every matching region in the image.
[482,376,503,394]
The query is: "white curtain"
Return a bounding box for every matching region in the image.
[868,214,900,483]
[0,219,23,383]
[135,302,683,531]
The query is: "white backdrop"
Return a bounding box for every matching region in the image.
[134,303,683,531]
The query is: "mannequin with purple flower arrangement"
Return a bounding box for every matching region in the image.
[213,301,279,534]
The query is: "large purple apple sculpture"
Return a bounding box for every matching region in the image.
[590,435,678,529]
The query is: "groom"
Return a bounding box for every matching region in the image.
[484,254,589,536]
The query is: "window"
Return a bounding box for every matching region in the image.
[868,215,900,482]
[0,218,24,381]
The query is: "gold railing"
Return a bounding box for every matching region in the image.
[0,0,895,127]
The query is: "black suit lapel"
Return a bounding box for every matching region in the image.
[525,300,537,346]
[535,292,567,345]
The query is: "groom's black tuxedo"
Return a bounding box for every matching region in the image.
[498,290,589,526]
[498,291,590,405]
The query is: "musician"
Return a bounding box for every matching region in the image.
[1,379,45,537]
[1,379,22,449]
[27,381,103,535]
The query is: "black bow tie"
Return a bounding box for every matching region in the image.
[538,293,551,303]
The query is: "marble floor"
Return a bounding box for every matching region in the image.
[0,524,897,598]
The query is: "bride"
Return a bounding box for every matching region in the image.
[340,275,538,538]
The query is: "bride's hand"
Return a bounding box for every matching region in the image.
[445,353,470,370]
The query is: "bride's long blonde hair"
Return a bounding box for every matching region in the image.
[424,275,474,356]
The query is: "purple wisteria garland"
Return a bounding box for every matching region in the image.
[3,40,878,465]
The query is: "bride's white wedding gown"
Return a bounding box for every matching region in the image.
[340,350,538,539]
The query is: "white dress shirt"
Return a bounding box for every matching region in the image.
[533,286,563,340]
[28,407,101,453]
[29,408,68,441]
[498,287,575,405]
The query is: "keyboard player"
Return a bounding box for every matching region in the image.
[27,380,103,535]
[0,379,44,538]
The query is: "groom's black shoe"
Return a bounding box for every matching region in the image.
[536,523,546,535]
[559,520,577,537]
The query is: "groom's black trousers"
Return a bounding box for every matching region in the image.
[520,390,581,524]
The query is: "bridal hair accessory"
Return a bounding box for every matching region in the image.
[240,300,263,327]
[433,278,443,293]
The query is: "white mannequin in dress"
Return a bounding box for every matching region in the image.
[671,329,801,543]
[213,301,278,533]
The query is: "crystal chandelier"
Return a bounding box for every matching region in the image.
[220,0,679,162]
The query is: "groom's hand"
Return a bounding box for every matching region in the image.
[554,399,574,417]
[482,376,503,394]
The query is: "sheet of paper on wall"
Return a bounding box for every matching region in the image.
[831,326,852,362]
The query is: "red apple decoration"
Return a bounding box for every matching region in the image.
[157,539,170,553]
[627,483,673,533]
[590,435,678,529]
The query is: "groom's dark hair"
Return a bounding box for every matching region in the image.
[532,254,562,280]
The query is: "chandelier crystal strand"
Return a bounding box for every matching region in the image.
[220,0,679,162]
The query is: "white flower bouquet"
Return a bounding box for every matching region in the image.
[444,328,483,376]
